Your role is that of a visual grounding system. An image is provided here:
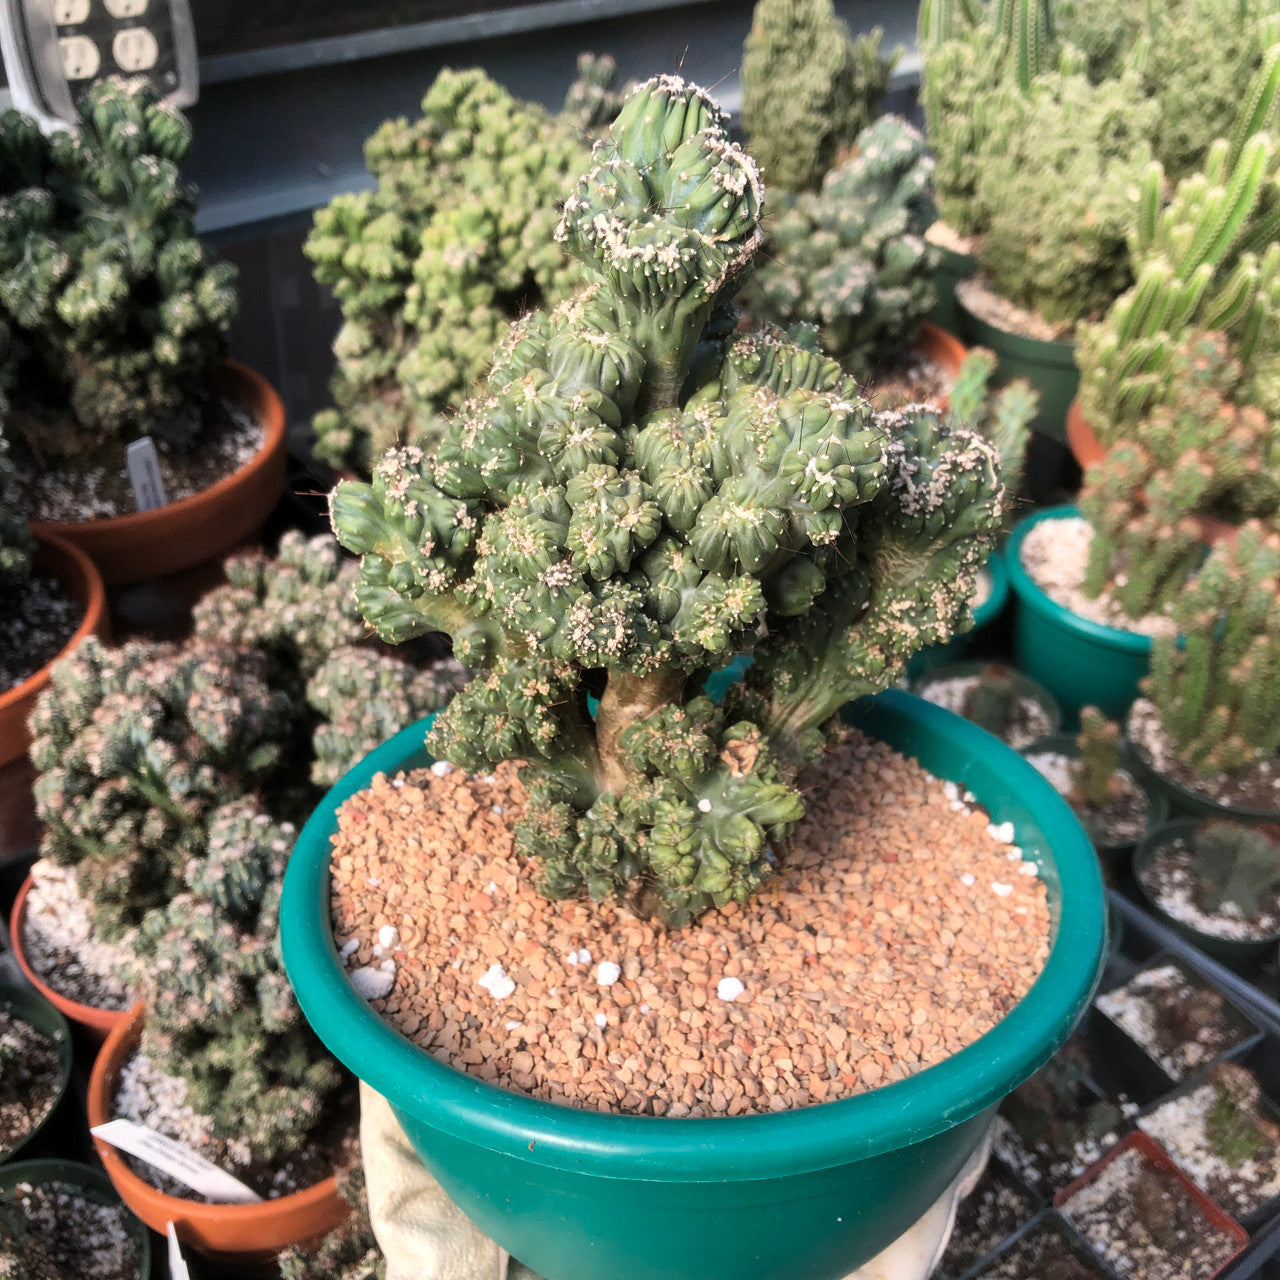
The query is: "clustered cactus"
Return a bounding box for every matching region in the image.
[119,799,343,1166]
[1187,820,1280,917]
[1140,524,1280,782]
[332,77,1005,926]
[0,433,32,587]
[745,116,938,380]
[305,68,597,473]
[0,79,237,463]
[739,0,897,195]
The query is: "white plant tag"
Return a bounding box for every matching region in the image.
[91,1119,262,1204]
[166,1223,192,1280]
[126,437,168,512]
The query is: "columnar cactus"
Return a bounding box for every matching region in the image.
[1142,524,1280,781]
[0,79,237,462]
[305,69,593,473]
[120,800,342,1166]
[1081,332,1280,616]
[745,116,939,379]
[28,639,293,941]
[0,432,33,587]
[1188,820,1280,917]
[944,348,1036,486]
[740,0,897,194]
[1072,706,1125,810]
[562,53,632,134]
[331,77,1005,926]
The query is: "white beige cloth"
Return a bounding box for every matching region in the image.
[361,1082,991,1280]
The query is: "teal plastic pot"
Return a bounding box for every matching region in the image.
[928,236,978,336]
[0,981,72,1163]
[1006,506,1153,726]
[1133,819,1280,973]
[282,690,1105,1280]
[0,1158,151,1278]
[957,296,1078,439]
[907,549,1010,678]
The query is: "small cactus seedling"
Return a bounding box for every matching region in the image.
[331,77,1005,927]
[1204,1062,1278,1167]
[1188,820,1280,918]
[1071,707,1126,810]
[961,664,1024,739]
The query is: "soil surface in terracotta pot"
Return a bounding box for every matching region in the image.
[0,1008,61,1158]
[11,395,262,524]
[1024,749,1146,850]
[971,1216,1109,1280]
[1059,1142,1243,1279]
[932,1160,1038,1280]
[1,1175,142,1279]
[1139,1063,1280,1222]
[956,276,1070,343]
[1017,514,1173,638]
[110,1046,359,1201]
[1137,825,1280,941]
[326,730,1052,1116]
[1094,964,1254,1083]
[915,670,1055,750]
[992,1044,1125,1194]
[865,349,951,410]
[0,574,81,691]
[1128,700,1280,813]
[21,862,133,1011]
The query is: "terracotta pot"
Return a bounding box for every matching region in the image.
[89,1004,349,1263]
[30,360,287,587]
[10,874,129,1044]
[1065,397,1106,469]
[914,321,968,414]
[0,533,108,770]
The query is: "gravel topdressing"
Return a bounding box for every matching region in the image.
[1,1178,140,1280]
[0,1009,61,1157]
[328,730,1052,1118]
[916,674,1052,750]
[1018,516,1174,638]
[0,575,81,690]
[1138,834,1280,940]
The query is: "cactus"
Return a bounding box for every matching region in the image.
[745,115,939,379]
[1080,331,1280,616]
[120,800,343,1167]
[1205,1063,1276,1166]
[740,0,898,194]
[279,1166,385,1280]
[0,432,33,587]
[944,347,1037,485]
[305,68,593,473]
[331,77,1006,926]
[0,79,237,463]
[1187,820,1280,917]
[561,53,631,133]
[27,638,293,942]
[960,664,1025,739]
[1142,524,1280,781]
[1071,706,1126,810]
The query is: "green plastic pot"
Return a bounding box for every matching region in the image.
[927,237,978,336]
[1132,818,1280,973]
[1123,730,1280,825]
[0,1158,151,1278]
[281,689,1106,1280]
[1006,506,1153,727]
[911,659,1060,748]
[0,981,72,1164]
[957,296,1078,439]
[907,550,1010,679]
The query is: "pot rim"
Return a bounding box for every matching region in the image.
[281,688,1106,1182]
[954,292,1078,363]
[1005,506,1155,656]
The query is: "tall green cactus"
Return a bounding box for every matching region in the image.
[0,80,237,463]
[331,77,1005,926]
[740,0,898,194]
[745,116,938,378]
[945,347,1037,485]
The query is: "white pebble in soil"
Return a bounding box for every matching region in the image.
[350,964,396,1000]
[717,977,745,1003]
[478,963,516,1000]
[595,962,621,987]
[1019,515,1174,637]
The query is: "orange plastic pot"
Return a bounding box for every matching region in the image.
[0,533,108,769]
[30,360,287,587]
[915,321,968,414]
[10,875,129,1044]
[1065,397,1105,469]
[89,1004,349,1263]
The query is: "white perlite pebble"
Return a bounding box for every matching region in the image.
[430,760,452,777]
[960,873,977,886]
[594,1013,607,1028]
[478,963,516,1000]
[717,977,745,1003]
[339,938,360,961]
[350,965,396,1000]
[991,882,1014,897]
[596,962,621,986]
[566,948,592,966]
[378,925,399,949]
[697,798,713,813]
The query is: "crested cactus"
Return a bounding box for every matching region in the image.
[740,0,898,194]
[744,115,939,379]
[1142,524,1280,781]
[1080,331,1280,616]
[120,799,343,1166]
[1188,819,1280,917]
[0,79,237,463]
[331,77,1005,926]
[27,638,293,941]
[306,68,593,473]
[0,432,32,587]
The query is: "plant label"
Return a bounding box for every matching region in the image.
[92,1118,262,1203]
[166,1223,191,1280]
[126,437,168,512]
